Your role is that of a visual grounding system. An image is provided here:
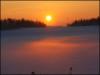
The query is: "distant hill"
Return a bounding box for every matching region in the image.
[67,17,99,27]
[0,18,46,30]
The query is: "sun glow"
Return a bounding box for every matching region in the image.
[45,15,52,22]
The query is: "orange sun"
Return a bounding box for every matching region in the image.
[45,15,52,22]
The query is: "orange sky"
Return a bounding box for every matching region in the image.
[1,1,99,26]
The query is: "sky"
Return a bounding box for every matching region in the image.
[1,1,99,26]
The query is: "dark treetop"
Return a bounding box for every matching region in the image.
[0,18,46,30]
[67,17,99,27]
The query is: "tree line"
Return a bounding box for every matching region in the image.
[0,18,46,30]
[0,17,99,30]
[67,17,99,27]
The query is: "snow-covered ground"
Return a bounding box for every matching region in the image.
[1,26,99,74]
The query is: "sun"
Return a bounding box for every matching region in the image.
[45,15,52,22]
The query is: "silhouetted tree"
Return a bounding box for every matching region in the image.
[67,16,99,27]
[0,18,46,30]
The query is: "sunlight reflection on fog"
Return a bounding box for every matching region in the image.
[1,27,99,74]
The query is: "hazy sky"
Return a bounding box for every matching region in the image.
[1,1,99,26]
